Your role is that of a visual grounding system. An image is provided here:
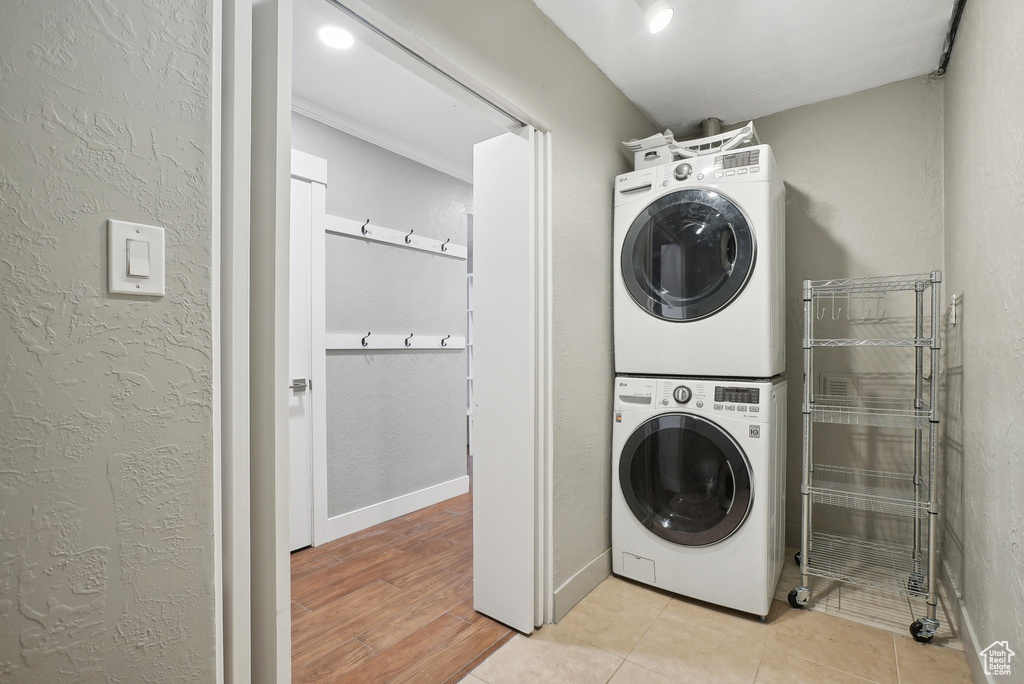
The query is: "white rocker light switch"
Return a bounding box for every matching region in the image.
[127,239,151,278]
[108,219,165,296]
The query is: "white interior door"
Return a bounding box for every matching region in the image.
[289,177,314,551]
[472,127,536,633]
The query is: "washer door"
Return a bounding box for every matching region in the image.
[619,413,753,547]
[621,188,755,321]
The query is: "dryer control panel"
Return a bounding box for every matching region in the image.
[613,144,774,207]
[615,376,773,423]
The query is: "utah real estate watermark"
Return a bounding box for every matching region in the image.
[979,641,1016,677]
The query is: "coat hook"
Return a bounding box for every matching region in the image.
[440,335,450,347]
[405,229,414,244]
[441,238,450,252]
[361,219,369,235]
[816,298,825,321]
[361,332,371,347]
[831,292,841,320]
[405,333,414,347]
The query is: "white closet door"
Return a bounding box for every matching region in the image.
[288,177,314,551]
[472,127,536,633]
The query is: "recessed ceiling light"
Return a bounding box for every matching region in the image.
[318,25,354,49]
[635,0,674,34]
[647,6,673,33]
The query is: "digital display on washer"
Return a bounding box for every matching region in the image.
[716,149,761,169]
[714,386,760,404]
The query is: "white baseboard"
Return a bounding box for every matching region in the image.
[552,549,611,623]
[941,562,992,684]
[323,476,470,543]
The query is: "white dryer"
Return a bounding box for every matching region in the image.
[613,144,785,378]
[611,375,787,618]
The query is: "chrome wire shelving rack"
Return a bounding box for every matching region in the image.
[789,271,943,643]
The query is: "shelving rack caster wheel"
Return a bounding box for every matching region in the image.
[788,587,809,609]
[910,620,935,644]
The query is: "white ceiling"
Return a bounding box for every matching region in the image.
[532,0,954,131]
[292,0,507,182]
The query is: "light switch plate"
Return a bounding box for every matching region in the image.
[108,219,165,296]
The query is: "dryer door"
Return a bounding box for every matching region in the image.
[619,413,753,547]
[621,188,755,321]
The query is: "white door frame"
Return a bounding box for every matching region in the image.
[249,0,292,682]
[221,1,555,680]
[215,0,253,681]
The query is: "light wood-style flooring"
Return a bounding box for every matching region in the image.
[290,491,514,683]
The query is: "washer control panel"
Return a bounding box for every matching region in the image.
[615,377,656,410]
[616,377,771,422]
[672,163,692,181]
[712,384,764,416]
[655,381,706,408]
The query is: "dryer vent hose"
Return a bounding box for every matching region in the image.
[700,118,723,137]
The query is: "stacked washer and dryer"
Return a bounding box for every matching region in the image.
[611,124,788,619]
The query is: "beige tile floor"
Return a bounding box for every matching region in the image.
[465,568,972,684]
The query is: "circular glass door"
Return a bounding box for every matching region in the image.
[619,413,753,546]
[621,189,755,321]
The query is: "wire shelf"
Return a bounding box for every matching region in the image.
[798,271,942,632]
[809,464,928,518]
[804,532,929,597]
[806,273,936,295]
[810,338,932,347]
[810,395,931,429]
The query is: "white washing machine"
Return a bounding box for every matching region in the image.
[611,375,787,618]
[613,144,785,378]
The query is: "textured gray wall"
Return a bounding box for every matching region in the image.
[0,0,215,681]
[351,0,655,591]
[755,77,945,545]
[942,0,1024,660]
[291,114,471,517]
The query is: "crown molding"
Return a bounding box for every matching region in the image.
[291,95,473,184]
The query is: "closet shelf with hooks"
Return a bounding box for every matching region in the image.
[326,333,465,351]
[325,215,467,259]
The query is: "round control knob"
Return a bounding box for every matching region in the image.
[673,163,692,181]
[673,385,692,404]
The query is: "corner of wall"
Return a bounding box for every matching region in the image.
[941,564,992,684]
[552,549,611,622]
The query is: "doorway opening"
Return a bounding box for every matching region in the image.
[280,0,552,679]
